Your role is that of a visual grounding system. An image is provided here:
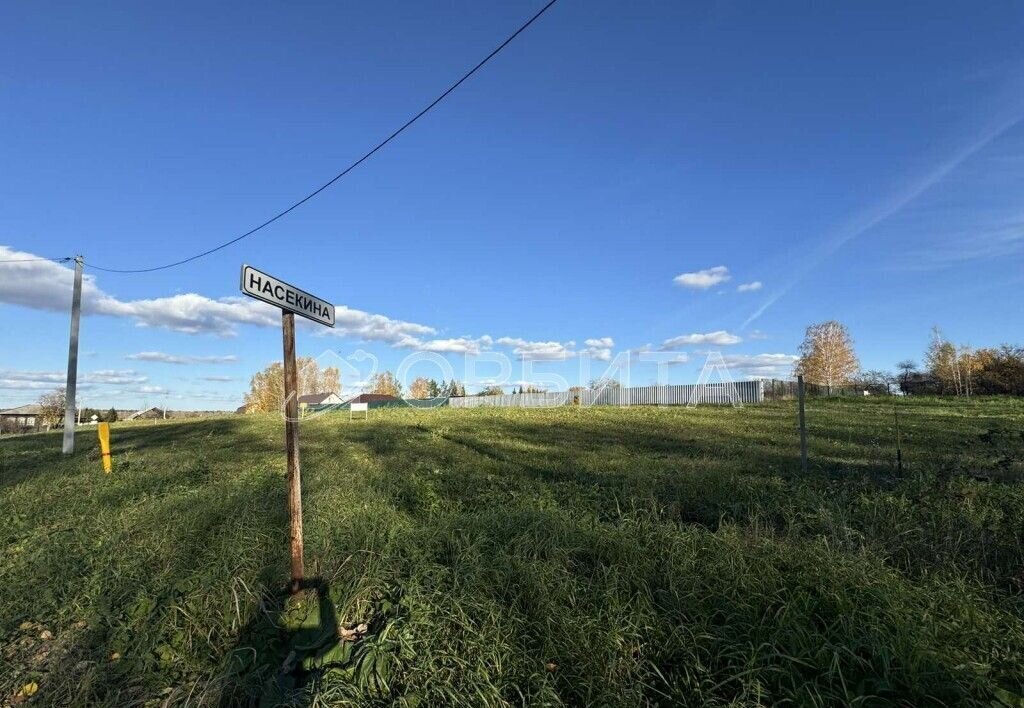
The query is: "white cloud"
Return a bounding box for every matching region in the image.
[491,336,616,361]
[721,353,798,378]
[0,246,437,342]
[661,330,742,347]
[737,281,763,292]
[631,346,692,366]
[0,378,63,391]
[324,305,436,345]
[496,337,576,361]
[581,337,614,361]
[0,368,148,390]
[673,266,730,290]
[400,336,493,355]
[198,375,237,382]
[127,352,239,365]
[85,370,149,385]
[1,246,616,361]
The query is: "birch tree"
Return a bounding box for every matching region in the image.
[793,321,859,393]
[369,371,403,398]
[409,377,439,399]
[243,357,340,412]
[925,327,961,395]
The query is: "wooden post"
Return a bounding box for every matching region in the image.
[797,374,808,474]
[282,311,305,594]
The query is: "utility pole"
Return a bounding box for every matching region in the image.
[63,256,84,455]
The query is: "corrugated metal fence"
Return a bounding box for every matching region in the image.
[449,381,763,408]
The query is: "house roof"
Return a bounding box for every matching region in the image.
[0,404,43,415]
[297,392,339,405]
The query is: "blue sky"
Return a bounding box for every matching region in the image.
[2,0,1023,409]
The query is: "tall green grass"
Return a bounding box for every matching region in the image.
[1,397,1023,706]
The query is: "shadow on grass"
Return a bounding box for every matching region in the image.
[219,577,343,707]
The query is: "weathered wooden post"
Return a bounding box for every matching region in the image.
[282,311,304,592]
[240,265,335,594]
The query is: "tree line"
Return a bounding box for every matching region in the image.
[794,321,1024,396]
[238,322,1023,412]
[241,361,470,411]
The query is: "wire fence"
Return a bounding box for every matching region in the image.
[760,379,875,400]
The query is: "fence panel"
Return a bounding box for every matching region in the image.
[449,392,571,409]
[452,381,763,409]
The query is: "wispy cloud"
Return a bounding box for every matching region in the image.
[900,220,1024,270]
[0,368,148,390]
[743,105,1024,327]
[737,281,762,292]
[673,266,730,290]
[127,352,239,365]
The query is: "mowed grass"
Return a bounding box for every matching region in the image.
[2,397,1024,707]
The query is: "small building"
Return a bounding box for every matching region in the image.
[0,404,43,432]
[298,392,343,406]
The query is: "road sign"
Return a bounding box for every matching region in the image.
[239,264,336,594]
[240,264,335,328]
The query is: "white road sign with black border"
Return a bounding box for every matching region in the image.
[240,264,335,328]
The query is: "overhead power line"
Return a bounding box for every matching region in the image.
[88,0,561,275]
[0,256,72,264]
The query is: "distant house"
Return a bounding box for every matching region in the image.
[0,404,43,432]
[297,392,343,406]
[344,393,400,405]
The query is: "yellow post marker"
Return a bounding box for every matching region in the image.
[97,422,112,473]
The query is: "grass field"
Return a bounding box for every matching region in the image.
[2,397,1024,707]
